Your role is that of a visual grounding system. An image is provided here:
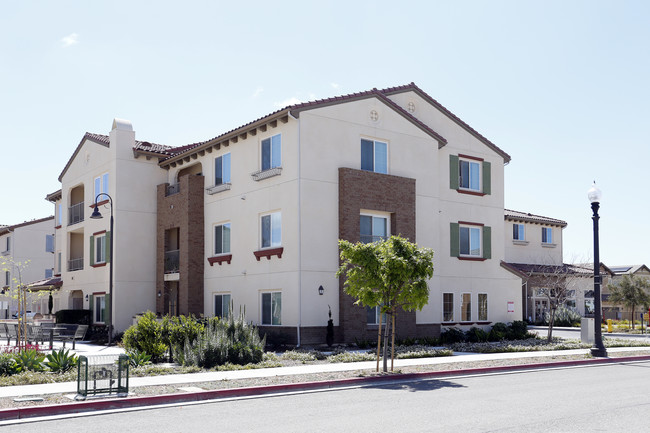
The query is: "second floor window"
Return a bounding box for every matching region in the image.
[215,153,231,185]
[4,237,10,253]
[542,227,553,244]
[460,225,481,257]
[94,173,109,199]
[361,139,387,174]
[261,212,281,248]
[95,235,106,264]
[46,234,55,253]
[459,158,480,191]
[513,224,525,241]
[261,134,281,171]
[360,214,389,244]
[214,223,231,255]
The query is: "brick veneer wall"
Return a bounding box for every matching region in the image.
[338,167,417,343]
[156,174,205,316]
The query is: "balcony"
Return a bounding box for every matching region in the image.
[165,249,180,273]
[68,202,84,226]
[360,235,388,244]
[68,257,84,272]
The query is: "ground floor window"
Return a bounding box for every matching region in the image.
[261,292,281,325]
[94,294,106,324]
[478,293,488,321]
[443,293,454,322]
[461,293,471,321]
[366,305,386,325]
[214,293,231,319]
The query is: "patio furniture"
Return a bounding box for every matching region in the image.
[0,323,9,345]
[7,323,18,345]
[53,324,88,349]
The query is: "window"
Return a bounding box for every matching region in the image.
[361,139,387,174]
[261,212,281,248]
[261,134,281,171]
[94,173,109,199]
[214,223,231,255]
[450,223,491,260]
[57,252,62,274]
[461,293,471,321]
[366,306,387,325]
[215,153,231,185]
[95,234,106,264]
[513,224,525,241]
[360,214,389,244]
[4,237,10,253]
[542,227,553,244]
[261,292,281,325]
[94,295,106,323]
[46,234,55,253]
[45,268,53,278]
[214,294,231,319]
[478,294,488,321]
[4,271,9,287]
[459,159,480,191]
[449,155,491,195]
[90,232,110,266]
[443,293,454,322]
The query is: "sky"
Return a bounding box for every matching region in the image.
[1,0,648,267]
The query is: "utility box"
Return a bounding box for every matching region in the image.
[77,354,129,398]
[581,318,594,344]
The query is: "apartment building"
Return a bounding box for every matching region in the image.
[47,83,526,343]
[0,216,55,318]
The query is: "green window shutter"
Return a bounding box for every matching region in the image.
[483,226,492,259]
[449,155,459,190]
[105,232,111,263]
[450,222,460,257]
[89,294,94,322]
[89,236,95,266]
[482,161,491,195]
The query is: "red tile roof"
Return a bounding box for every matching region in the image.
[0,216,54,236]
[504,209,567,227]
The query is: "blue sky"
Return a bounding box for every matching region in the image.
[1,0,648,266]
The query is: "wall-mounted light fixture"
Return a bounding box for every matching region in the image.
[85,294,89,301]
[157,290,162,298]
[318,285,324,296]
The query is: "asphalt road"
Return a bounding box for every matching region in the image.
[22,359,650,432]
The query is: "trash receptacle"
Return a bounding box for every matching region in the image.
[77,354,129,398]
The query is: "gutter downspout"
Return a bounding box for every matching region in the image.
[290,111,302,347]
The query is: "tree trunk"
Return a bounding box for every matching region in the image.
[547,307,556,343]
[382,312,390,373]
[390,308,396,372]
[376,315,382,372]
[631,305,636,329]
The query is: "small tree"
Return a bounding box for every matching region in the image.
[0,256,41,349]
[337,235,434,372]
[607,275,650,329]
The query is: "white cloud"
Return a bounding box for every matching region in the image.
[252,87,264,98]
[61,33,79,47]
[274,97,302,108]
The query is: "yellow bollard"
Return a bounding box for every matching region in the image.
[607,319,613,333]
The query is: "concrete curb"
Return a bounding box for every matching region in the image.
[3,354,650,422]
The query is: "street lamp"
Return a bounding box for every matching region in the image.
[588,182,607,357]
[90,193,114,346]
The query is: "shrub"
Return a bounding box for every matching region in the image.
[465,327,489,343]
[14,349,45,372]
[122,312,168,362]
[509,320,530,339]
[164,315,205,360]
[440,327,466,344]
[0,353,21,376]
[547,307,581,327]
[127,350,152,368]
[178,312,265,368]
[55,309,91,325]
[488,322,510,341]
[44,348,78,373]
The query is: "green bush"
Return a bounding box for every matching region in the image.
[55,309,91,325]
[14,349,45,372]
[122,312,168,362]
[509,320,530,339]
[164,315,205,360]
[465,327,489,343]
[546,307,582,327]
[440,327,466,344]
[0,353,21,376]
[44,348,78,373]
[488,322,510,341]
[177,312,265,368]
[127,350,152,368]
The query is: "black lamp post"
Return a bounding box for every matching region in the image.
[588,182,607,357]
[90,193,114,346]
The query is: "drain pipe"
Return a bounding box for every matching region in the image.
[290,110,302,347]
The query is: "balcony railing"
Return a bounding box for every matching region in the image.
[68,202,84,226]
[68,257,84,272]
[165,249,180,273]
[166,183,180,197]
[360,235,388,244]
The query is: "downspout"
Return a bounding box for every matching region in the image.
[290,110,302,347]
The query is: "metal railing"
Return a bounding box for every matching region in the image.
[164,249,179,273]
[166,183,180,196]
[68,257,84,272]
[68,202,84,225]
[360,235,388,244]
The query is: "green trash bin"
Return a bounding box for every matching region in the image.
[77,354,129,398]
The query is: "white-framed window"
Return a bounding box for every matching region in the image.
[261,291,281,325]
[366,306,386,325]
[360,212,389,244]
[261,134,281,171]
[4,236,10,253]
[459,157,481,191]
[45,268,53,279]
[460,225,482,257]
[461,293,472,322]
[214,223,231,255]
[513,224,525,241]
[360,138,388,174]
[95,234,106,264]
[94,173,109,199]
[215,153,231,185]
[214,293,231,319]
[478,293,488,321]
[542,227,553,244]
[443,293,454,322]
[261,212,281,248]
[94,294,106,324]
[46,234,55,253]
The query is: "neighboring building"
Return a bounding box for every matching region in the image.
[0,216,55,318]
[602,264,650,320]
[46,83,527,343]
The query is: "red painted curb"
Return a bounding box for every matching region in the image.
[2,354,650,422]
